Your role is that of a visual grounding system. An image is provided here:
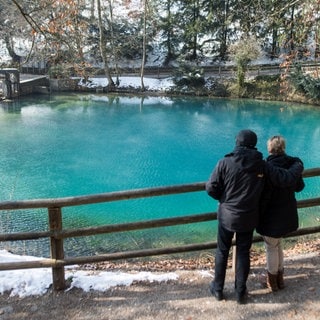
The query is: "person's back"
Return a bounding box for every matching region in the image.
[258,153,304,237]
[257,135,305,292]
[208,145,265,232]
[206,129,265,304]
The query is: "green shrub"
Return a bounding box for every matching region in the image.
[290,64,320,100]
[255,74,280,82]
[173,64,205,87]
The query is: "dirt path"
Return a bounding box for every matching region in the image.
[0,250,319,320]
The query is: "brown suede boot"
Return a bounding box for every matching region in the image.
[267,272,279,291]
[277,269,285,289]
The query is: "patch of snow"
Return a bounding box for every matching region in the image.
[0,250,178,298]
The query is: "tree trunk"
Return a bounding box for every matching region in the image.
[140,0,147,91]
[108,0,120,85]
[289,4,295,53]
[218,0,229,60]
[4,35,21,65]
[271,26,278,59]
[97,0,115,88]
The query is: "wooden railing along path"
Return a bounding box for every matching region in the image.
[0,168,319,291]
[20,61,320,79]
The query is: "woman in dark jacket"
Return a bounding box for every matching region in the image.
[257,135,305,292]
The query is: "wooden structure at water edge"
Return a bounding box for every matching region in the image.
[0,68,50,99]
[0,69,20,99]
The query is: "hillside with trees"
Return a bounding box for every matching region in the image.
[1,0,320,102]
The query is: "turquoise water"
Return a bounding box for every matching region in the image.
[0,94,319,257]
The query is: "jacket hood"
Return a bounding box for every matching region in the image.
[228,146,263,172]
[267,154,295,169]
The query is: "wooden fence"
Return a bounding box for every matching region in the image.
[20,61,320,79]
[0,168,320,291]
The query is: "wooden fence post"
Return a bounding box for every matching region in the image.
[48,207,66,290]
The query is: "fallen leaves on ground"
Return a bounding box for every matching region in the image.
[82,237,320,273]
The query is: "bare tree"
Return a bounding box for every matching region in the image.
[229,35,262,93]
[97,0,115,87]
[140,0,147,90]
[6,0,90,75]
[107,0,120,85]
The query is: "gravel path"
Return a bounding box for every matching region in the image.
[0,250,319,320]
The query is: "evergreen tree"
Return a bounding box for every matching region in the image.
[157,0,181,65]
[176,0,207,60]
[201,0,238,61]
[263,0,288,59]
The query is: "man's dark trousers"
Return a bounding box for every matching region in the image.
[213,222,253,294]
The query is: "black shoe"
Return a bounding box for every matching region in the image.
[213,290,224,301]
[236,291,248,305]
[209,282,224,301]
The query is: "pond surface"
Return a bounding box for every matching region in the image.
[0,94,319,257]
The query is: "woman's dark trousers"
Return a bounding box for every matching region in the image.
[213,223,254,295]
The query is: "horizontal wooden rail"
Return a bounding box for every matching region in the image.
[1,194,320,243]
[301,167,320,178]
[55,212,217,239]
[1,225,319,272]
[0,167,319,290]
[297,197,320,208]
[0,168,318,212]
[0,182,205,210]
[0,231,50,242]
[0,192,319,244]
[0,212,216,242]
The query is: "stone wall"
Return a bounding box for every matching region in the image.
[49,78,79,92]
[20,77,50,95]
[18,77,82,96]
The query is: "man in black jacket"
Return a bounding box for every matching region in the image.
[206,129,303,304]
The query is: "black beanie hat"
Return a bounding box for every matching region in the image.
[236,129,257,148]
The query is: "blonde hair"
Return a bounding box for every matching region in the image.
[267,135,286,155]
